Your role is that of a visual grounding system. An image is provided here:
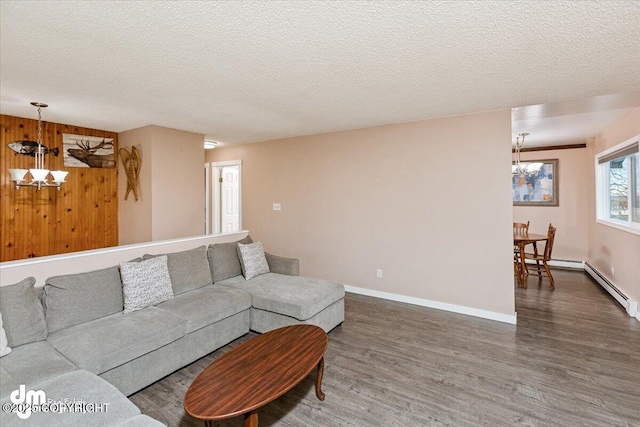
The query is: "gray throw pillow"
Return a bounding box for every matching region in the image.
[0,277,47,347]
[120,256,174,314]
[207,235,253,283]
[45,266,124,333]
[143,246,212,295]
[237,242,270,280]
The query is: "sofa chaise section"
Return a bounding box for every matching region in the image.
[208,238,345,333]
[218,273,344,333]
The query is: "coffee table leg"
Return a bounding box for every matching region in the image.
[244,410,258,427]
[316,357,325,401]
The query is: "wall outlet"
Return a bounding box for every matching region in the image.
[611,266,615,277]
[273,203,281,211]
[376,269,383,278]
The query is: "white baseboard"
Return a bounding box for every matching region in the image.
[344,285,517,325]
[524,259,584,269]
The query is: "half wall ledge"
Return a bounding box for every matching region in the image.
[0,231,250,287]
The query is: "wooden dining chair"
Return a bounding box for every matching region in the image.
[524,223,557,287]
[513,221,530,235]
[513,253,524,285]
[513,221,529,285]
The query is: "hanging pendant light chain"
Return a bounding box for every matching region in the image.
[37,105,43,169]
[37,105,42,146]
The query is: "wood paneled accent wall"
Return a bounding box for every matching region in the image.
[1,114,118,261]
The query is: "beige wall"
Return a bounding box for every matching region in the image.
[208,110,516,317]
[118,125,205,244]
[587,107,640,303]
[513,148,590,261]
[148,126,205,241]
[118,126,154,244]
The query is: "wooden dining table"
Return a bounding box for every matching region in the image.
[514,232,548,288]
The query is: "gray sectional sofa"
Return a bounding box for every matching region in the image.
[0,237,344,426]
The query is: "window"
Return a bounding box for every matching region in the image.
[595,134,640,235]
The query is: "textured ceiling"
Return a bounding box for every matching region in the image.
[1,1,639,145]
[513,91,640,147]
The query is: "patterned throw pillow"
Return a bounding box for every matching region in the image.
[0,312,11,357]
[120,256,174,314]
[237,242,270,280]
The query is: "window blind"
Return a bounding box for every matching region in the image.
[598,141,639,164]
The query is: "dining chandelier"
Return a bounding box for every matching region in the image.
[512,132,529,174]
[8,102,68,190]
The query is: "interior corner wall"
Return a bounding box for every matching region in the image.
[587,107,640,304]
[118,125,204,245]
[207,110,515,317]
[118,127,154,245]
[148,126,205,241]
[513,147,590,262]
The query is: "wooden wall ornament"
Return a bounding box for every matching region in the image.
[8,140,59,157]
[119,146,141,201]
[63,134,116,168]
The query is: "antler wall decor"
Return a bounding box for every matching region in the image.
[67,137,116,168]
[119,146,141,201]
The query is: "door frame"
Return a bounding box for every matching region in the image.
[206,160,242,235]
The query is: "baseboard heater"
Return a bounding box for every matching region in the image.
[584,262,638,318]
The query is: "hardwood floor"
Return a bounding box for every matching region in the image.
[130,269,640,426]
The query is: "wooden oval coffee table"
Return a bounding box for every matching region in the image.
[184,324,328,427]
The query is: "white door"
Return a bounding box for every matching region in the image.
[220,166,239,232]
[205,164,211,234]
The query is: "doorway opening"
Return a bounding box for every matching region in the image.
[205,160,242,234]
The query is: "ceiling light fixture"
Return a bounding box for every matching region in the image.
[512,132,529,175]
[8,102,68,190]
[204,140,218,150]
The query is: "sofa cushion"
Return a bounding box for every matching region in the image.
[237,242,270,280]
[47,307,187,375]
[157,285,251,334]
[120,256,174,314]
[45,267,124,333]
[0,277,47,347]
[208,235,253,283]
[0,341,77,399]
[0,370,141,427]
[143,245,212,295]
[217,273,345,320]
